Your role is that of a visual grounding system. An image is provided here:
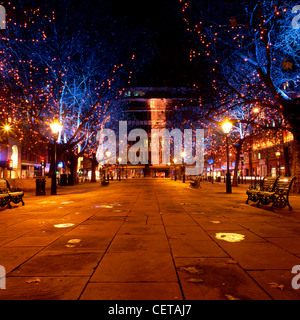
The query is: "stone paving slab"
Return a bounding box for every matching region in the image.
[0,179,299,300]
[0,247,44,273]
[267,237,300,256]
[217,242,300,270]
[207,230,268,243]
[192,220,246,231]
[244,225,300,238]
[169,239,228,258]
[9,250,105,276]
[46,235,113,251]
[0,276,89,300]
[90,252,178,283]
[248,270,300,300]
[80,282,182,300]
[164,225,212,240]
[174,257,271,300]
[118,223,165,236]
[107,235,171,253]
[2,235,60,247]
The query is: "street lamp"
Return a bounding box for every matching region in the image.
[221,120,233,194]
[2,123,12,178]
[4,124,11,132]
[50,120,62,195]
[181,151,186,183]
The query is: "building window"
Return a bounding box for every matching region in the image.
[12,145,18,169]
[124,91,131,97]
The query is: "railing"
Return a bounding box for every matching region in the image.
[203,175,265,185]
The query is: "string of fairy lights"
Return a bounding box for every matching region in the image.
[178,0,297,165]
[0,1,298,173]
[0,3,136,161]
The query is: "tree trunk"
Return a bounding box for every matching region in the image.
[291,138,300,193]
[249,138,253,177]
[66,152,78,186]
[90,153,98,183]
[283,145,291,177]
[281,99,300,193]
[232,141,242,187]
[48,142,54,178]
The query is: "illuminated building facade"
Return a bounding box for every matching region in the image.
[122,87,198,177]
[244,130,294,178]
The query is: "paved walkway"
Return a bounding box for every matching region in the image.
[0,178,300,300]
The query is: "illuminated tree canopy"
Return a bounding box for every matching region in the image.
[0,1,149,180]
[180,0,300,190]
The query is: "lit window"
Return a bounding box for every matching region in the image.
[12,145,18,168]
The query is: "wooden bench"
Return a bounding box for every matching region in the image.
[257,176,296,211]
[0,179,25,209]
[189,176,201,188]
[246,176,278,205]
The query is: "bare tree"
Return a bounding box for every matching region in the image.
[0,2,137,182]
[180,0,300,191]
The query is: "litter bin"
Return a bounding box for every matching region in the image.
[68,174,74,186]
[60,174,68,186]
[36,178,46,196]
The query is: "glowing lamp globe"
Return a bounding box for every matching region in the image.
[221,120,233,134]
[4,124,11,132]
[50,121,62,134]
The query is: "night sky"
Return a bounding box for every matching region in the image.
[108,0,201,87]
[11,0,206,87]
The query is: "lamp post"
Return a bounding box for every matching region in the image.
[167,162,171,178]
[3,124,11,178]
[50,121,62,195]
[105,150,111,181]
[117,157,122,181]
[222,120,233,194]
[181,151,186,183]
[99,164,103,181]
[174,158,178,181]
[275,150,281,176]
